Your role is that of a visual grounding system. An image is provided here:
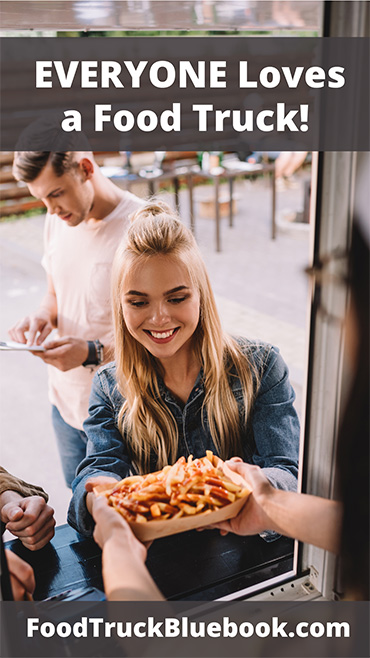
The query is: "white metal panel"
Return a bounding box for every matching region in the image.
[300,0,369,601]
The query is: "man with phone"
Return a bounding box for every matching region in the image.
[9,151,143,487]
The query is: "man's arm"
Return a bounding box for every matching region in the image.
[35,336,116,372]
[9,268,113,371]
[0,466,48,501]
[0,468,55,550]
[1,492,55,551]
[9,273,109,371]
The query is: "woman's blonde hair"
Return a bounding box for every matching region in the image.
[112,199,259,473]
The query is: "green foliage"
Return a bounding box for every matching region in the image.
[0,207,46,223]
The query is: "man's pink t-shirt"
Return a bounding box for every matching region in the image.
[42,191,143,430]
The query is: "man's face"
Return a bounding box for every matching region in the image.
[27,159,94,227]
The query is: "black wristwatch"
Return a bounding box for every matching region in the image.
[82,340,104,367]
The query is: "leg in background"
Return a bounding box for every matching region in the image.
[51,405,88,489]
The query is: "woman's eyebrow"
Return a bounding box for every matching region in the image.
[165,285,189,295]
[125,290,148,296]
[125,286,189,297]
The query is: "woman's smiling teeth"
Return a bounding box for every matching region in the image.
[146,328,177,339]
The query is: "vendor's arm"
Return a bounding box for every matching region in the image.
[92,496,164,600]
[8,273,57,346]
[250,346,299,491]
[213,461,342,554]
[67,366,133,536]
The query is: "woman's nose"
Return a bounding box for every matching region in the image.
[150,303,170,325]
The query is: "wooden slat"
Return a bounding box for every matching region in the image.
[0,170,16,184]
[0,153,14,166]
[0,186,32,201]
[0,199,44,217]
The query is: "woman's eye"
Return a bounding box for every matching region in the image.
[169,296,186,304]
[51,191,63,198]
[130,300,146,307]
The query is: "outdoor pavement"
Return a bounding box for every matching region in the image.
[0,170,311,530]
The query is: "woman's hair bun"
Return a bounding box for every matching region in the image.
[130,198,177,223]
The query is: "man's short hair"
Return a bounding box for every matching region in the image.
[12,114,92,182]
[12,152,77,183]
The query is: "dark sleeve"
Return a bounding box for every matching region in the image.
[251,346,300,492]
[0,466,48,502]
[67,372,133,537]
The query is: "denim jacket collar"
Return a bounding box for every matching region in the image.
[157,368,205,408]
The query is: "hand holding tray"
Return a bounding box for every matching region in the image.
[93,452,251,542]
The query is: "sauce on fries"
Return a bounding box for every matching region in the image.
[101,451,249,524]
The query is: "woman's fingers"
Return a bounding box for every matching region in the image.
[85,476,119,492]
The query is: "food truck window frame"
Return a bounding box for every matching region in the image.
[1,0,367,601]
[265,0,369,602]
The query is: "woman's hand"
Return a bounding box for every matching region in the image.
[207,460,277,536]
[5,550,35,600]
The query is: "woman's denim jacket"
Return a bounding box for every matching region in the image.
[68,339,300,537]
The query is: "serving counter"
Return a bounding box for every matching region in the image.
[6,523,294,601]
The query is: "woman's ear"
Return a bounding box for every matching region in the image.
[79,157,94,180]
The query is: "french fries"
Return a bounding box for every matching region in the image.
[100,451,249,525]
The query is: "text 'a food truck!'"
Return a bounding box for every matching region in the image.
[61,103,310,133]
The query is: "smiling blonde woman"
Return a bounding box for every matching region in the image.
[68,200,300,537]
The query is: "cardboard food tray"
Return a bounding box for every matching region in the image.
[93,460,251,542]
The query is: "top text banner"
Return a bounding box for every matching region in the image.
[0,37,368,151]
